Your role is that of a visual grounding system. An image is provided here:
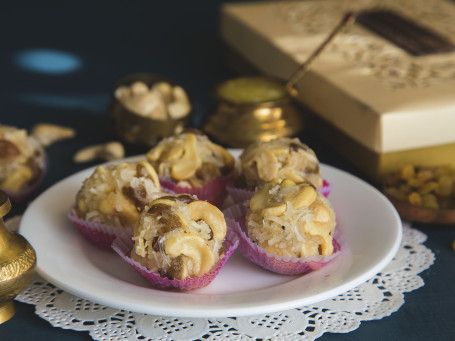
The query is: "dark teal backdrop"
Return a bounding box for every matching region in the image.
[0,1,453,340]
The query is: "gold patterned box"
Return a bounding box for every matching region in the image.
[221,0,455,180]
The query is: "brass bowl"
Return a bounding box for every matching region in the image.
[202,77,303,148]
[384,190,455,225]
[108,73,193,147]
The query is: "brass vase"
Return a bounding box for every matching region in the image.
[0,190,36,323]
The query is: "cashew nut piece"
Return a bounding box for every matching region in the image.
[146,133,201,180]
[255,150,279,181]
[312,203,332,222]
[137,161,160,190]
[152,82,173,103]
[262,203,287,217]
[146,142,167,162]
[99,192,139,226]
[164,233,215,277]
[284,183,317,209]
[170,133,201,180]
[250,180,318,216]
[187,200,226,241]
[2,167,33,192]
[213,144,235,170]
[249,182,277,212]
[249,183,287,216]
[31,123,76,147]
[73,141,125,163]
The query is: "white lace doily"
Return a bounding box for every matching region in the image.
[14,221,434,341]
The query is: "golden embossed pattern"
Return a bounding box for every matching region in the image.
[273,0,455,89]
[0,247,36,280]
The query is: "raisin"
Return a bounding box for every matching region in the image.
[0,140,20,159]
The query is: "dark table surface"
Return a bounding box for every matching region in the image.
[1,1,454,340]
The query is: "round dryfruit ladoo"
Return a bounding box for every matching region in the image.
[74,161,161,227]
[146,130,234,189]
[246,179,336,259]
[131,194,227,280]
[145,130,235,207]
[0,125,46,200]
[239,137,323,190]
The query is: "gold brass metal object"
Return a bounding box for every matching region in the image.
[203,13,357,148]
[203,77,302,148]
[108,73,193,147]
[0,190,36,324]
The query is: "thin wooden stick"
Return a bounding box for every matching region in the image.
[286,12,357,92]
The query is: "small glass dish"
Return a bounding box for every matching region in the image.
[108,73,193,147]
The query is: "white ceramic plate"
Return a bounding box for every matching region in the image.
[19,153,402,318]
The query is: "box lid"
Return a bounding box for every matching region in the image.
[221,0,455,153]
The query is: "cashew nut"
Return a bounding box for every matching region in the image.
[152,82,173,103]
[73,141,125,163]
[250,180,318,216]
[116,81,191,120]
[312,203,331,222]
[137,161,160,190]
[213,144,235,171]
[130,81,149,96]
[99,192,139,227]
[187,200,226,241]
[249,182,275,212]
[240,138,323,188]
[1,167,33,192]
[164,233,215,278]
[255,150,279,181]
[170,133,201,180]
[168,86,191,119]
[31,123,76,147]
[283,183,317,209]
[262,203,287,217]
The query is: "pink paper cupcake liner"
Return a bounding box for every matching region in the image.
[224,204,344,275]
[5,153,48,203]
[68,206,133,250]
[159,173,234,208]
[320,179,332,197]
[227,179,332,205]
[111,229,240,291]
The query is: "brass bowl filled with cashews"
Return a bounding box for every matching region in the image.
[108,73,193,147]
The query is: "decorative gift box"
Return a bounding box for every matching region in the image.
[221,0,455,181]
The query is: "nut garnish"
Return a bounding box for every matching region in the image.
[115,81,191,120]
[247,179,336,258]
[31,123,76,147]
[73,141,124,163]
[384,164,455,209]
[131,194,226,280]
